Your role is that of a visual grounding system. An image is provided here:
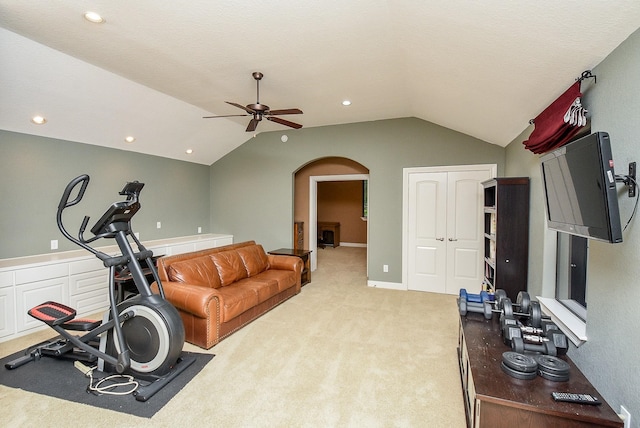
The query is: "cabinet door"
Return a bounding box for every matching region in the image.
[0,287,16,339]
[16,277,68,332]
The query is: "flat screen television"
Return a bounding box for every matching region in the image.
[540,131,623,243]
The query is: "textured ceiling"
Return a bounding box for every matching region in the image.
[1,1,640,165]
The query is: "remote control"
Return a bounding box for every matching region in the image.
[552,392,602,405]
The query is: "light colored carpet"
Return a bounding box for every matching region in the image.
[0,246,465,427]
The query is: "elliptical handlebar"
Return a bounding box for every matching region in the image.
[57,174,99,256]
[58,174,90,211]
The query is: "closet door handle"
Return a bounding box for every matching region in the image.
[436,237,445,241]
[448,238,458,241]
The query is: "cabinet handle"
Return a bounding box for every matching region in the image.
[448,238,458,241]
[436,237,445,241]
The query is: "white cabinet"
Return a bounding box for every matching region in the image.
[0,233,233,343]
[0,271,15,339]
[69,258,109,316]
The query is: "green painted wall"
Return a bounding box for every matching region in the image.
[210,117,505,284]
[0,130,210,259]
[505,27,640,421]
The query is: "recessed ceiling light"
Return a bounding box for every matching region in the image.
[124,136,136,143]
[31,115,47,125]
[84,12,105,23]
[185,149,193,154]
[342,100,352,106]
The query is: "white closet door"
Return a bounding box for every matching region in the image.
[445,170,492,294]
[407,172,447,293]
[406,166,494,294]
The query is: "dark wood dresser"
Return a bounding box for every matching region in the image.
[458,312,623,427]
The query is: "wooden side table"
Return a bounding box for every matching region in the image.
[268,248,312,286]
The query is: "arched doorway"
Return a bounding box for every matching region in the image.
[293,157,369,271]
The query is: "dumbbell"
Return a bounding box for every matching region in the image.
[511,335,558,356]
[482,291,531,320]
[502,321,568,355]
[457,289,493,316]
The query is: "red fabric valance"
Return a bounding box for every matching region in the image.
[523,82,586,154]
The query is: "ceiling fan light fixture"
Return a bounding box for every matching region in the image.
[84,11,105,24]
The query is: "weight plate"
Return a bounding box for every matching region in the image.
[538,369,570,382]
[501,362,538,380]
[502,351,538,373]
[495,289,507,309]
[534,355,570,375]
[502,298,514,318]
[529,301,542,328]
[516,291,531,314]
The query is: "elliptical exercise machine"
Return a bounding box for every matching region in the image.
[5,174,194,401]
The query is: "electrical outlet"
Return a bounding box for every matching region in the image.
[50,240,58,250]
[620,405,631,428]
[198,226,202,234]
[383,264,389,273]
[156,221,161,229]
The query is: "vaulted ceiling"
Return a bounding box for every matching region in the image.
[2,1,640,165]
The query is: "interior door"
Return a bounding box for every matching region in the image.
[407,172,447,293]
[445,170,492,293]
[406,166,493,294]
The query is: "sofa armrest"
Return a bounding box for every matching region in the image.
[268,254,303,274]
[152,281,220,319]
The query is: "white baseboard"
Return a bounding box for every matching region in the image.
[339,242,367,248]
[367,280,406,290]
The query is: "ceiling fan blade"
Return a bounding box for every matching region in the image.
[203,114,249,118]
[226,101,255,114]
[267,116,303,129]
[266,108,303,115]
[246,118,259,132]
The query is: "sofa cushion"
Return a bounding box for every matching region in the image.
[253,269,297,293]
[167,255,221,288]
[234,277,280,304]
[210,250,248,286]
[236,244,270,277]
[215,282,260,322]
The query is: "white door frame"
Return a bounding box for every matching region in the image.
[309,174,370,271]
[402,164,496,289]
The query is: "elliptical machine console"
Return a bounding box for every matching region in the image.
[5,174,194,401]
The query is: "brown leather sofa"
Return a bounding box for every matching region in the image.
[154,241,302,349]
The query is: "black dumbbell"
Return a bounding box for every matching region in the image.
[482,291,532,320]
[502,321,568,355]
[511,335,558,356]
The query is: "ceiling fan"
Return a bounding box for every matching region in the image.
[203,72,303,132]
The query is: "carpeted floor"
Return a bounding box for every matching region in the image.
[0,246,465,427]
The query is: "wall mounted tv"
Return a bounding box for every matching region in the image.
[540,131,623,243]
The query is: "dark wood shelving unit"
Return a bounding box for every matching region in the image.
[482,177,530,300]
